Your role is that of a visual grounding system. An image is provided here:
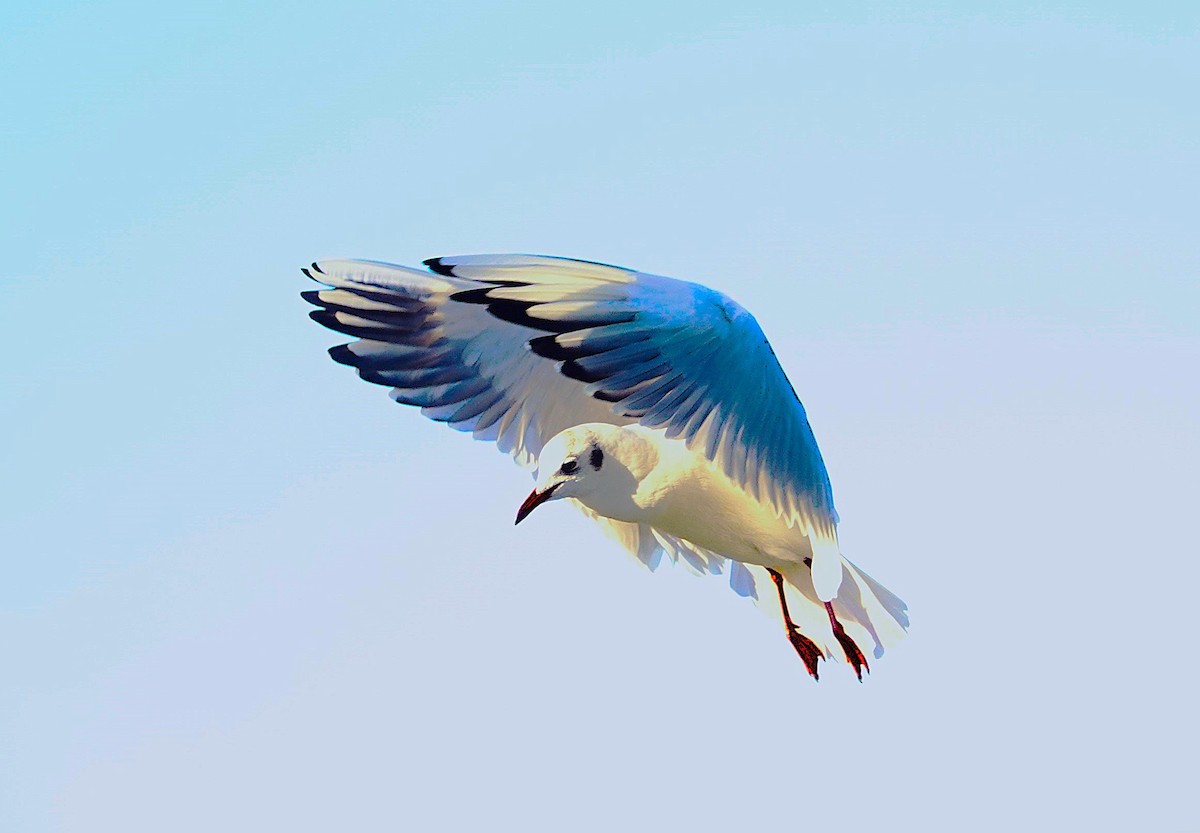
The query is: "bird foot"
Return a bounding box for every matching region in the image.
[825,602,869,682]
[767,567,826,681]
[786,626,825,681]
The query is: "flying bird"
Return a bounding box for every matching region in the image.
[303,255,908,680]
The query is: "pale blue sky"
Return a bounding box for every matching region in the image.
[2,2,1197,831]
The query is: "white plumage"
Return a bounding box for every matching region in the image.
[303,254,908,679]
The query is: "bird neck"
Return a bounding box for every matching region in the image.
[607,425,661,482]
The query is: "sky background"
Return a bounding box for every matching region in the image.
[2,2,1198,831]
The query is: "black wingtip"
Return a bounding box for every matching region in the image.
[528,335,574,361]
[309,309,346,333]
[300,290,324,307]
[310,261,325,275]
[449,286,495,305]
[327,344,358,366]
[301,267,313,280]
[560,359,605,384]
[424,257,455,276]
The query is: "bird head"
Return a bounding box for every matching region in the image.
[515,426,611,524]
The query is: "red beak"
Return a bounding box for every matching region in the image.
[515,483,560,525]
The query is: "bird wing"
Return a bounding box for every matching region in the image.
[303,257,631,468]
[304,254,843,599]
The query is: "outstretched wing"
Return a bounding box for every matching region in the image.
[304,254,844,599]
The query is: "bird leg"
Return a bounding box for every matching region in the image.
[825,602,869,682]
[767,568,824,680]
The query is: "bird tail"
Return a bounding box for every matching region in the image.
[832,557,909,660]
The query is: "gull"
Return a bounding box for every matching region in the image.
[303,254,908,680]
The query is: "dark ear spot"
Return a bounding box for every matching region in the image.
[589,447,604,470]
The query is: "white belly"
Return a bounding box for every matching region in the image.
[630,433,815,570]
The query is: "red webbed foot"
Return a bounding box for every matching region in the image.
[825,601,870,682]
[768,568,825,680]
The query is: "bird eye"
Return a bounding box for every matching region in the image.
[560,459,579,475]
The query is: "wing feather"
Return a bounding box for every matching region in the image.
[304,259,626,469]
